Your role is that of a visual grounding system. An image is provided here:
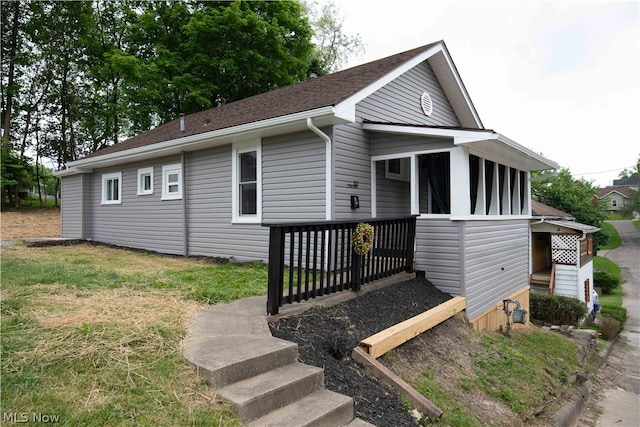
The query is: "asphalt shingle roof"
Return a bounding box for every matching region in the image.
[83,42,440,160]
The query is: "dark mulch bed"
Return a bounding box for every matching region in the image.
[269,276,452,426]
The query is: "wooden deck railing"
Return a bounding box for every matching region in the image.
[263,216,417,315]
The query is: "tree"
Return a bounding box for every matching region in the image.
[306,0,364,75]
[617,154,639,180]
[2,0,363,182]
[532,168,609,249]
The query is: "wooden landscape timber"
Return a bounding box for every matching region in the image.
[351,346,443,420]
[360,296,466,358]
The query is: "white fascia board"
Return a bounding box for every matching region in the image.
[428,47,483,129]
[63,106,342,173]
[362,122,559,171]
[334,43,444,115]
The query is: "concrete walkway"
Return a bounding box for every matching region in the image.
[181,275,412,426]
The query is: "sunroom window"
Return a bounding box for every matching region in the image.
[418,152,450,214]
[469,154,528,215]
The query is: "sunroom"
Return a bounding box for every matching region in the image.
[367,123,556,219]
[366,123,560,329]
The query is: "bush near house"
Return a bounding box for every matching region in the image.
[529,293,588,326]
[593,270,621,295]
[598,317,621,341]
[600,306,628,330]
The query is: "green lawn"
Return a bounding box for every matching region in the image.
[1,242,269,426]
[599,222,620,250]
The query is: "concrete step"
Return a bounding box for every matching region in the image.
[220,363,324,422]
[346,418,377,427]
[184,336,298,387]
[247,389,354,427]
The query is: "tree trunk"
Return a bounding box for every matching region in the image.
[2,1,20,149]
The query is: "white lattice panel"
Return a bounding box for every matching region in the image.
[552,234,577,264]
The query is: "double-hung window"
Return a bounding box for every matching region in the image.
[232,140,261,222]
[137,167,154,195]
[102,172,122,205]
[162,164,182,200]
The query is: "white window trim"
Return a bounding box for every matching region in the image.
[161,163,182,200]
[232,140,262,223]
[101,172,122,205]
[137,167,154,196]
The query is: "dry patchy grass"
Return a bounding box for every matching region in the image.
[1,207,61,238]
[1,240,248,425]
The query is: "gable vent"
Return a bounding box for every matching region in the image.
[421,91,433,116]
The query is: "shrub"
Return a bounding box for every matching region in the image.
[599,317,621,340]
[600,305,628,329]
[530,293,588,326]
[594,270,621,294]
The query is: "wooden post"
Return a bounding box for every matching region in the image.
[267,226,285,315]
[352,250,362,292]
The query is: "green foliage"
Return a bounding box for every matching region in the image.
[594,270,621,294]
[532,168,608,249]
[598,222,621,249]
[415,373,478,427]
[306,0,364,74]
[593,256,622,277]
[600,305,628,330]
[3,0,360,171]
[474,330,579,416]
[620,187,640,217]
[529,293,588,326]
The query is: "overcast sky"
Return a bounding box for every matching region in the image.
[327,0,639,187]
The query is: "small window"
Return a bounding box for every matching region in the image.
[137,167,154,195]
[232,140,262,222]
[102,172,122,205]
[385,158,410,181]
[162,164,182,200]
[611,199,617,207]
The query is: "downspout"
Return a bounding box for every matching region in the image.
[182,151,188,256]
[307,118,332,220]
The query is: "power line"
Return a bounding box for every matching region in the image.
[574,165,637,176]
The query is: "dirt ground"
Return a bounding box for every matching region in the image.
[0,207,61,239]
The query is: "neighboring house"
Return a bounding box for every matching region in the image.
[56,40,559,330]
[612,173,640,190]
[530,201,599,314]
[596,186,637,212]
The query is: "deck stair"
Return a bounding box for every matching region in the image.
[183,295,374,426]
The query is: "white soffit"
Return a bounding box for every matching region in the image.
[362,123,559,171]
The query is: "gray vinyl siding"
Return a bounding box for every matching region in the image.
[333,122,372,219]
[61,174,83,238]
[359,61,461,127]
[262,131,326,222]
[91,155,185,255]
[82,174,93,239]
[371,134,454,157]
[462,220,530,320]
[375,161,411,216]
[553,264,578,299]
[186,144,269,262]
[414,218,463,295]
